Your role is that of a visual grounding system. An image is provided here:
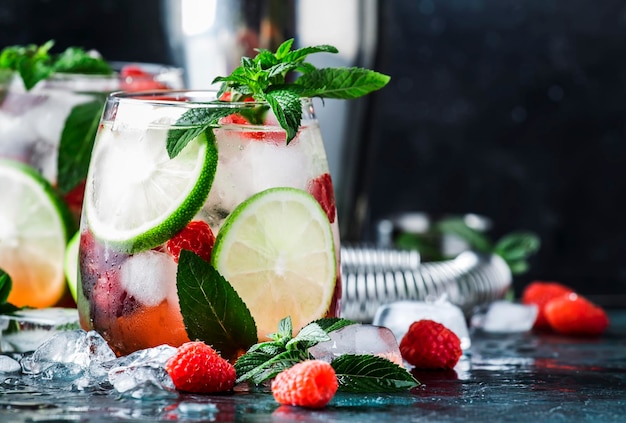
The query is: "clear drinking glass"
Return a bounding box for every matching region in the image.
[0,64,184,309]
[77,91,341,357]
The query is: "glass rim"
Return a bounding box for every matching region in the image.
[107,90,313,108]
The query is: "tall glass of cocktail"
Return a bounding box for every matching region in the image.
[77,39,389,357]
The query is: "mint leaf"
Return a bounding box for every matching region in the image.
[167,106,238,158]
[331,354,420,393]
[176,250,257,359]
[286,322,330,350]
[0,269,18,315]
[10,41,54,90]
[57,97,106,194]
[236,349,309,385]
[494,232,540,275]
[264,88,301,143]
[310,317,357,333]
[0,268,12,304]
[294,68,391,99]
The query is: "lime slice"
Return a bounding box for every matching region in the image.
[212,187,337,340]
[0,159,75,308]
[64,231,80,302]
[84,129,217,253]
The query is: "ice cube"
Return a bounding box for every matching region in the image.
[372,298,471,350]
[21,329,115,375]
[308,324,403,366]
[119,250,178,307]
[0,355,21,374]
[108,344,177,397]
[206,135,312,221]
[0,308,81,353]
[18,329,116,390]
[472,301,538,333]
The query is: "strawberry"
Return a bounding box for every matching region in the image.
[399,320,462,369]
[307,173,336,224]
[521,281,575,330]
[271,360,338,409]
[165,341,236,393]
[544,293,609,337]
[166,221,215,263]
[119,64,169,91]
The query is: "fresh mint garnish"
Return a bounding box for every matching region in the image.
[176,250,257,360]
[57,95,107,194]
[234,316,418,393]
[0,40,112,91]
[167,38,390,156]
[396,216,541,275]
[331,354,420,393]
[53,47,113,75]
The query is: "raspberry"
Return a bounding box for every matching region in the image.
[399,320,462,369]
[119,64,169,91]
[271,360,338,409]
[521,281,575,330]
[544,293,609,337]
[165,341,236,393]
[166,221,215,263]
[307,173,336,224]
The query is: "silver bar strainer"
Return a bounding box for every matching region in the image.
[340,244,512,322]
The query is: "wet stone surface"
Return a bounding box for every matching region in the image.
[1,311,625,422]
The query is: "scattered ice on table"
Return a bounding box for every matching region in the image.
[308,324,403,365]
[0,307,81,353]
[372,298,471,350]
[108,344,177,398]
[19,329,116,390]
[0,355,21,374]
[472,301,538,333]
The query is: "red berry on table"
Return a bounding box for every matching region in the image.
[271,360,338,409]
[399,320,462,370]
[165,341,236,393]
[166,221,215,263]
[521,281,575,330]
[307,173,336,224]
[544,293,609,337]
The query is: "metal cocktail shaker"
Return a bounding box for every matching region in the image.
[160,0,380,240]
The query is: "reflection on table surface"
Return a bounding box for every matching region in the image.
[1,310,624,422]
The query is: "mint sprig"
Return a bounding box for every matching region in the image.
[0,40,112,91]
[167,38,390,156]
[234,316,419,393]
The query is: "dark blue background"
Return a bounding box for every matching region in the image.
[2,0,625,302]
